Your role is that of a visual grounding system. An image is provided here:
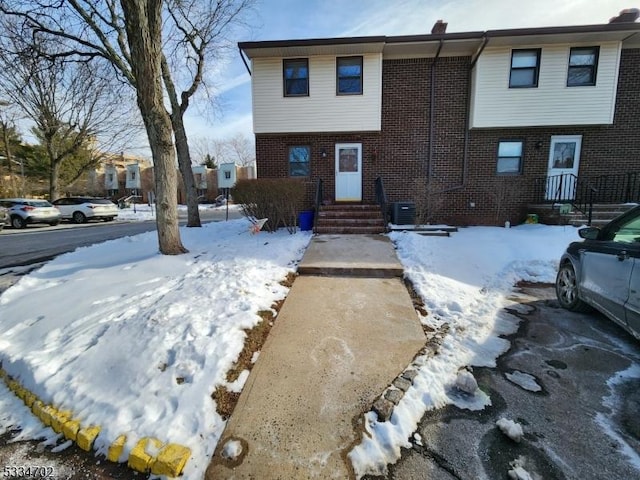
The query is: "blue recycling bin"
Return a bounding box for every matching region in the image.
[298,210,314,231]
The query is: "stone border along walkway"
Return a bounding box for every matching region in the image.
[371,324,450,421]
[0,366,190,477]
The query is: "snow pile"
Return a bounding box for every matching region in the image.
[455,369,478,394]
[221,439,243,460]
[496,418,524,443]
[508,456,537,480]
[349,224,581,477]
[0,218,311,479]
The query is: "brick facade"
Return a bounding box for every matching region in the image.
[255,49,640,226]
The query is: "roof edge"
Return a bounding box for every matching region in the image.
[238,21,640,52]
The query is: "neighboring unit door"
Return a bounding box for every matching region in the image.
[335,143,362,202]
[546,135,582,201]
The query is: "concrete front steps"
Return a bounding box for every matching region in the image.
[315,204,386,234]
[527,203,637,227]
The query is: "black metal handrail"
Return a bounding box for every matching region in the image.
[313,177,323,232]
[534,171,640,225]
[375,176,389,231]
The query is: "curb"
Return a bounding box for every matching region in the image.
[371,323,451,421]
[0,367,191,477]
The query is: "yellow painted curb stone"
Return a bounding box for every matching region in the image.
[0,367,192,477]
[62,419,81,441]
[128,437,164,472]
[107,435,127,463]
[50,410,72,434]
[23,392,36,408]
[77,425,101,452]
[151,443,192,477]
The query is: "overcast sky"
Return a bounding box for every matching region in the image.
[183,0,633,155]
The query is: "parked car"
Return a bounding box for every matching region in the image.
[0,198,62,229]
[52,197,119,224]
[556,205,640,339]
[0,205,9,231]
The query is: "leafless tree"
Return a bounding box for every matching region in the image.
[0,102,21,196]
[0,36,138,200]
[0,0,187,254]
[191,136,225,167]
[161,0,254,227]
[192,133,255,167]
[225,133,255,167]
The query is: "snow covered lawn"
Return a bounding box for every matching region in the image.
[0,218,311,478]
[115,203,241,222]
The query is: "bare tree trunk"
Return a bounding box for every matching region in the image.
[1,121,16,196]
[121,0,186,255]
[160,56,200,227]
[49,159,60,200]
[173,115,201,227]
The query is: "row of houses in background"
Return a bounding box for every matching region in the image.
[78,153,256,203]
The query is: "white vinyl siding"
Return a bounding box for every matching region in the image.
[470,42,621,128]
[252,54,382,133]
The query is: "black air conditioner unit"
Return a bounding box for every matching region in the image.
[391,202,416,225]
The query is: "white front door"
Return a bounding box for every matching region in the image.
[546,135,582,201]
[335,143,362,202]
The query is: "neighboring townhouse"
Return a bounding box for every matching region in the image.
[238,9,640,227]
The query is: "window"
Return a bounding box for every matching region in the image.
[288,146,310,177]
[283,58,309,96]
[610,215,640,244]
[497,140,524,174]
[336,56,363,95]
[509,49,541,88]
[567,46,599,87]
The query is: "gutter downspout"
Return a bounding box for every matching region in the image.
[442,34,489,192]
[427,39,444,178]
[239,46,252,75]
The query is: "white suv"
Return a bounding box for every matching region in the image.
[52,197,119,223]
[0,198,62,228]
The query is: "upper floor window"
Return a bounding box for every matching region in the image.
[509,49,541,88]
[283,58,309,96]
[336,56,363,95]
[289,146,310,177]
[567,46,599,87]
[497,140,524,174]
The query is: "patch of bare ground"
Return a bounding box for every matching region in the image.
[211,272,297,419]
[403,278,433,333]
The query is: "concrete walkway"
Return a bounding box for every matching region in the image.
[207,235,425,479]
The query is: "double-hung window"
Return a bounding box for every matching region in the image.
[288,146,310,177]
[336,56,363,95]
[497,140,524,174]
[283,58,309,96]
[567,46,599,86]
[509,49,541,88]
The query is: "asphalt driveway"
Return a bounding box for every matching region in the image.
[374,284,640,480]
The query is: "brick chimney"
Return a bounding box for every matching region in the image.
[609,8,640,23]
[431,19,448,34]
